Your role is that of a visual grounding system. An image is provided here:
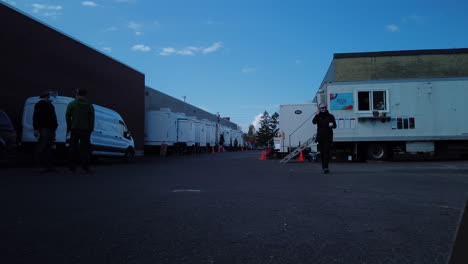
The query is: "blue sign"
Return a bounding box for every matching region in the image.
[330,93,354,110]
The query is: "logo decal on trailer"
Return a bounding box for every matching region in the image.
[330,93,354,110]
[294,110,302,114]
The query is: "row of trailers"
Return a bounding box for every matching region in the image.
[144,108,244,154]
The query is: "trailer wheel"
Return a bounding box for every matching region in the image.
[367,143,389,161]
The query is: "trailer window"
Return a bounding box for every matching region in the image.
[357,91,387,111]
[373,91,386,110]
[358,92,370,111]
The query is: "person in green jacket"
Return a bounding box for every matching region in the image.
[66,88,95,174]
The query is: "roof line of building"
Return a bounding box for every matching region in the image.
[145,86,239,128]
[0,2,144,75]
[334,48,468,59]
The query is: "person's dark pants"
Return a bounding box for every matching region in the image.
[69,130,91,171]
[318,139,332,170]
[35,128,56,170]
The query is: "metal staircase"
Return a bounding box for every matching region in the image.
[279,135,316,164]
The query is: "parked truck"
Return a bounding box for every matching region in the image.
[276,77,468,161]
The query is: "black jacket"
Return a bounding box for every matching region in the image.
[33,100,58,130]
[312,111,336,142]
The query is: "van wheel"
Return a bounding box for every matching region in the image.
[367,143,389,161]
[124,148,135,163]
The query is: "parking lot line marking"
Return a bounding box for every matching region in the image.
[435,204,461,210]
[172,189,201,193]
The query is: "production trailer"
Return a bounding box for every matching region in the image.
[276,77,468,160]
[317,77,468,160]
[274,103,317,153]
[144,108,178,148]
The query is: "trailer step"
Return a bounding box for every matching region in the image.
[279,136,316,164]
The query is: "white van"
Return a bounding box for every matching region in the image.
[21,96,135,162]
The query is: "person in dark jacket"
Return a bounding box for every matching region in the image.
[33,91,58,172]
[312,103,337,174]
[219,133,225,151]
[66,88,95,174]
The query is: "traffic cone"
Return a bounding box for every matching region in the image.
[260,150,266,160]
[211,147,215,154]
[298,151,305,161]
[241,147,244,152]
[218,147,221,153]
[222,147,226,152]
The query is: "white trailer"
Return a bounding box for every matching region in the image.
[196,120,208,148]
[176,114,196,147]
[231,130,244,148]
[318,77,468,160]
[145,108,177,147]
[276,77,468,160]
[274,103,317,153]
[203,119,216,147]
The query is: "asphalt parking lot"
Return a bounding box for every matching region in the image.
[1,151,467,264]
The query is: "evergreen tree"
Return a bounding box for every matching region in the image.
[256,111,272,147]
[270,112,279,136]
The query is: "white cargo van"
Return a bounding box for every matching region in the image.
[22,96,135,161]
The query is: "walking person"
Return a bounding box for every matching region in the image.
[33,91,58,172]
[312,103,336,174]
[66,88,95,174]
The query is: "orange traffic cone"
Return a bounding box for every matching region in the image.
[218,147,221,153]
[241,147,244,152]
[298,151,305,161]
[212,147,215,154]
[260,150,266,160]
[222,147,226,152]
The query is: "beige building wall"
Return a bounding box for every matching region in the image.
[334,53,468,81]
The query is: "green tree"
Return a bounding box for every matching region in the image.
[256,111,272,147]
[270,112,279,135]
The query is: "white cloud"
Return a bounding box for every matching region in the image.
[242,67,257,73]
[32,3,63,17]
[131,44,151,52]
[202,42,223,54]
[1,0,17,6]
[116,0,136,2]
[102,47,112,53]
[82,1,97,7]
[252,113,263,130]
[386,24,400,32]
[135,31,143,36]
[295,59,301,64]
[176,48,196,56]
[160,47,176,56]
[127,21,142,31]
[159,43,222,56]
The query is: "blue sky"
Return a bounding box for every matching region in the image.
[3,0,468,131]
